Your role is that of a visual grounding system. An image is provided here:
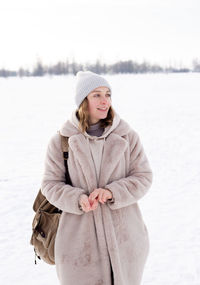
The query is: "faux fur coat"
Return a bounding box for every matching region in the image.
[41,110,153,285]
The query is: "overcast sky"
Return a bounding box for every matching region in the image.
[0,0,199,69]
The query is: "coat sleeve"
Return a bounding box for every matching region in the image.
[41,133,86,215]
[105,131,153,210]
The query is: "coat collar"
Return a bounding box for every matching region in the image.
[59,108,132,138]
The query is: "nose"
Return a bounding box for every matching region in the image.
[100,96,109,105]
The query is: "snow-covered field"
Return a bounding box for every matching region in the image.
[0,73,200,284]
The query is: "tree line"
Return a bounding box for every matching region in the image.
[0,58,200,77]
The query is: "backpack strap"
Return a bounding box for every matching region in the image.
[57,131,72,185]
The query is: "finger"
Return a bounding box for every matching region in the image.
[85,200,92,209]
[98,190,105,204]
[101,189,111,202]
[102,194,108,203]
[81,204,87,212]
[90,199,98,211]
[103,191,111,202]
[89,189,99,202]
[81,199,91,212]
[81,195,91,203]
[90,189,99,197]
[89,196,98,206]
[105,189,112,200]
[83,205,91,213]
[88,195,95,204]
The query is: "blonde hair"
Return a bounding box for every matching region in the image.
[76,97,115,133]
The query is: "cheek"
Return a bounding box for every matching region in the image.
[88,101,97,113]
[107,97,111,105]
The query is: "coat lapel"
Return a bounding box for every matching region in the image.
[69,134,98,191]
[99,133,128,187]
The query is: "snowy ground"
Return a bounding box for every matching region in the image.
[0,73,200,284]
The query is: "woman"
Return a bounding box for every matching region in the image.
[41,71,153,285]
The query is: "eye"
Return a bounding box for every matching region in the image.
[94,94,100,97]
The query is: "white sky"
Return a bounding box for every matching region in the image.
[0,0,199,69]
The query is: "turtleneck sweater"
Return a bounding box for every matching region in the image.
[86,121,104,137]
[85,122,105,185]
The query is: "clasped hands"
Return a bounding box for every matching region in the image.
[79,188,112,213]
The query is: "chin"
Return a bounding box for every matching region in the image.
[93,110,109,121]
[100,114,108,119]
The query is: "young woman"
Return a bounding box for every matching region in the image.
[41,71,153,285]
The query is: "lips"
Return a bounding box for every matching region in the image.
[97,108,108,111]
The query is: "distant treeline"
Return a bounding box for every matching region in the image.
[1,58,200,77]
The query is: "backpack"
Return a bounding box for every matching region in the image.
[30,132,71,265]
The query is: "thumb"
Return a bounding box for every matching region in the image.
[90,198,98,210]
[89,191,99,202]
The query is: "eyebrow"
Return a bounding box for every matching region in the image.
[91,90,111,93]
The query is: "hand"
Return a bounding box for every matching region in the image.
[89,188,113,205]
[79,194,99,213]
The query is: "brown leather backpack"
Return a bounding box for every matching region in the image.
[30,132,71,265]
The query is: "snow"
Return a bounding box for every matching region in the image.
[0,73,200,284]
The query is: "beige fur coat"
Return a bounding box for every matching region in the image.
[41,110,153,285]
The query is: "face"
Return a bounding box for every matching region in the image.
[87,86,111,125]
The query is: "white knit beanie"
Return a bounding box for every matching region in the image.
[75,71,112,108]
